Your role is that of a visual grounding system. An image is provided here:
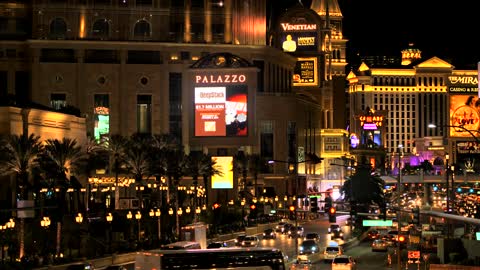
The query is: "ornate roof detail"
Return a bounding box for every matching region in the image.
[190,53,253,69]
[310,0,343,17]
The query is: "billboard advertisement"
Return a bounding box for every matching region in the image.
[293,57,317,86]
[194,85,248,137]
[279,21,318,52]
[211,156,233,189]
[449,95,480,137]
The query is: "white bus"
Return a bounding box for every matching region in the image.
[159,240,201,250]
[135,247,287,270]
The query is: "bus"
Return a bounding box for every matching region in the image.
[159,240,201,250]
[135,247,287,270]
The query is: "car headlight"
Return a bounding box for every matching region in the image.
[311,247,316,251]
[340,233,344,236]
[263,233,266,236]
[299,246,304,251]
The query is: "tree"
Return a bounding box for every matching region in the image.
[103,134,127,210]
[41,137,85,256]
[183,151,215,222]
[341,157,386,226]
[0,133,43,260]
[233,151,249,198]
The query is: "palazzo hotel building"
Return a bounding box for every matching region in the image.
[0,0,350,206]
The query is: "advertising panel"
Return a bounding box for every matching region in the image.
[280,32,317,52]
[279,21,318,52]
[447,75,478,94]
[449,95,480,137]
[194,85,247,137]
[293,57,317,86]
[211,156,233,189]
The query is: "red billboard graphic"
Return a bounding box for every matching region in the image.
[195,86,247,137]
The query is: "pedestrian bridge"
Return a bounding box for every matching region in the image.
[381,174,480,184]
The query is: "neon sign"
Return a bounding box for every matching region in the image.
[359,115,384,128]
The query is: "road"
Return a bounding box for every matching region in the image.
[101,215,424,270]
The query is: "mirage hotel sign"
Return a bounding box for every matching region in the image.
[447,75,478,93]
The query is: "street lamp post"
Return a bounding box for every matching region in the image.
[149,209,161,245]
[135,211,142,245]
[397,145,403,270]
[268,155,322,261]
[106,213,113,253]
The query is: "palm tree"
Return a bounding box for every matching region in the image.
[103,134,127,210]
[0,133,43,260]
[233,151,249,199]
[82,136,108,211]
[201,155,221,208]
[123,133,153,208]
[183,151,219,222]
[41,138,84,256]
[341,157,386,228]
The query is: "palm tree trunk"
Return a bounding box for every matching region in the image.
[56,222,61,256]
[19,219,24,260]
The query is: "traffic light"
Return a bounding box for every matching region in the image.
[289,205,296,220]
[398,235,406,245]
[249,203,258,218]
[310,197,319,213]
[328,207,336,223]
[350,207,357,223]
[412,207,420,225]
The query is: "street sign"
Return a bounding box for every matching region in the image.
[362,219,393,227]
[408,250,420,259]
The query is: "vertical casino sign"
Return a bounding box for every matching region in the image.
[194,73,248,137]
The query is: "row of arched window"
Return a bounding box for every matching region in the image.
[48,17,151,39]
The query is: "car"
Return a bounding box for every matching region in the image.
[367,229,380,240]
[263,228,277,239]
[331,230,344,240]
[104,266,128,270]
[290,259,312,270]
[323,245,343,261]
[281,223,293,234]
[328,224,341,234]
[299,240,320,255]
[288,226,305,238]
[239,236,259,247]
[207,241,228,249]
[331,255,357,270]
[387,230,399,242]
[65,263,95,270]
[275,222,288,233]
[380,234,396,247]
[234,234,247,246]
[371,239,388,252]
[304,232,320,241]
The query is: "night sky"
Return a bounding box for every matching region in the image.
[270,0,480,69]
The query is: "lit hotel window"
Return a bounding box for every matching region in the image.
[137,95,152,134]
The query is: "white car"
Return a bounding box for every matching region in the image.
[323,245,343,261]
[331,255,357,270]
[240,236,259,247]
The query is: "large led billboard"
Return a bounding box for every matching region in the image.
[279,22,317,53]
[293,57,318,86]
[211,156,233,189]
[449,95,480,137]
[195,85,247,137]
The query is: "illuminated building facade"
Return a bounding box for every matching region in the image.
[0,0,350,206]
[347,47,479,174]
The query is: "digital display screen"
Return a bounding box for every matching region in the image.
[280,32,317,52]
[195,85,247,137]
[293,57,317,86]
[449,95,480,137]
[211,156,233,189]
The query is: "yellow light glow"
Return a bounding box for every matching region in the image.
[79,13,86,38]
[211,156,233,189]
